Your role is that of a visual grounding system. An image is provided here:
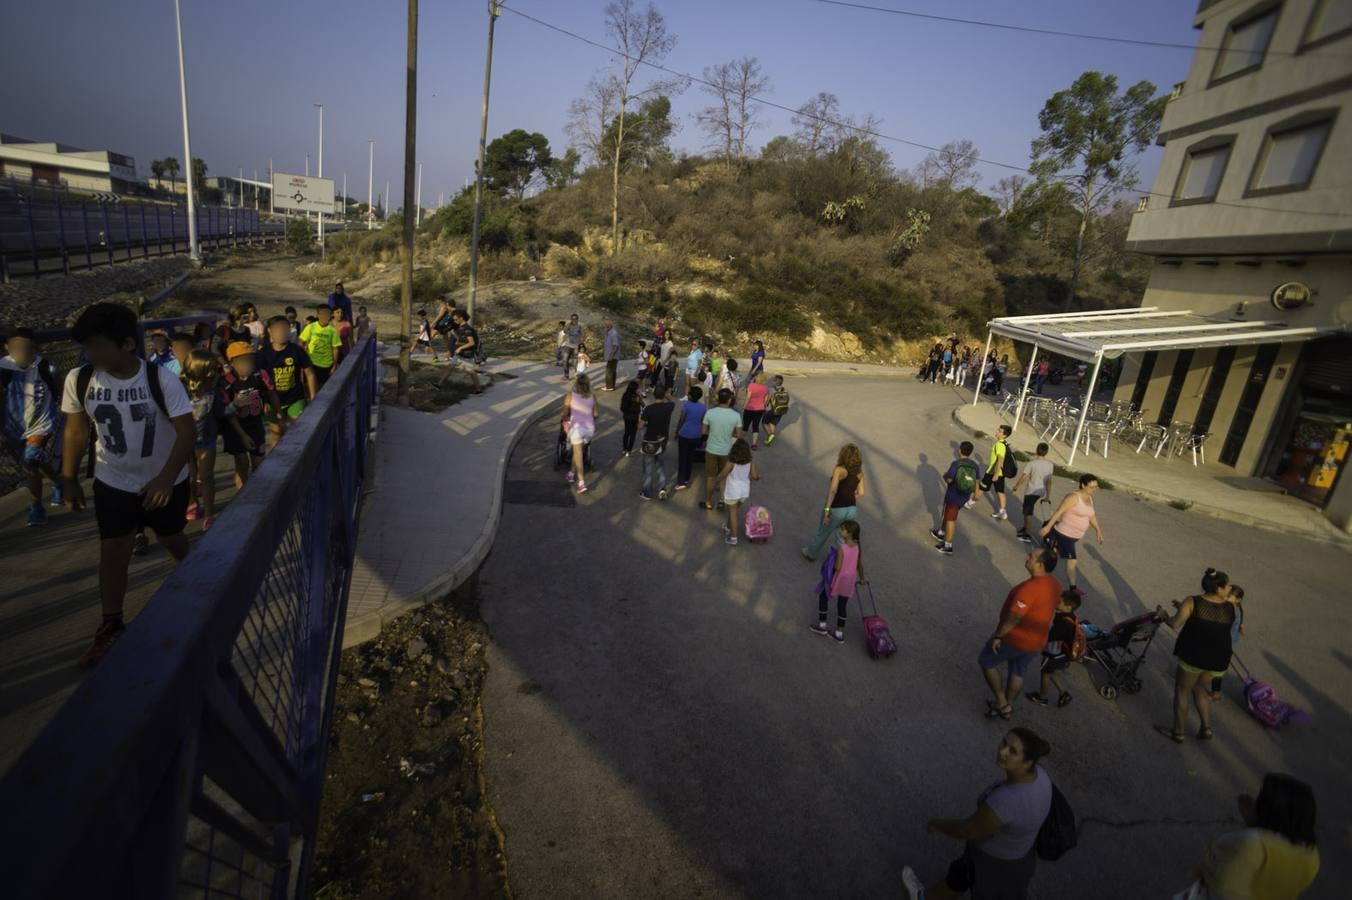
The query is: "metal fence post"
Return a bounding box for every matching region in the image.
[81,202,93,269]
[101,203,115,265]
[169,206,177,255]
[122,204,133,262]
[155,206,164,256]
[25,194,40,278]
[140,204,150,259]
[56,196,71,275]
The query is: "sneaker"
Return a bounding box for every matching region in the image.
[725,535,738,546]
[185,501,199,521]
[928,527,944,542]
[716,501,726,511]
[79,620,126,669]
[566,471,576,483]
[765,434,775,445]
[48,484,64,507]
[1025,692,1048,706]
[964,499,976,510]
[26,502,47,527]
[639,492,652,501]
[935,543,953,555]
[658,489,668,501]
[202,515,216,532]
[810,622,831,637]
[132,532,149,556]
[674,483,688,492]
[577,480,588,494]
[901,866,926,900]
[831,629,845,643]
[992,510,1007,520]
[1016,531,1034,544]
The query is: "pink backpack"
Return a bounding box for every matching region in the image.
[744,505,773,542]
[858,584,897,659]
[1234,655,1310,729]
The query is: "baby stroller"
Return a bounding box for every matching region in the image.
[1082,611,1163,701]
[553,423,594,472]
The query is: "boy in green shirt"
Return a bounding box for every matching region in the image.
[299,303,343,388]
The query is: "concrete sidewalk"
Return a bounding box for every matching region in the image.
[344,356,573,646]
[954,395,1351,545]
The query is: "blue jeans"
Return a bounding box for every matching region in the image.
[805,505,858,559]
[641,449,667,496]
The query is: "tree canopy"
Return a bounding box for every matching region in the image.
[483,129,554,200]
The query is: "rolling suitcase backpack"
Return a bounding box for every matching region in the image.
[857,584,897,659]
[744,505,773,542]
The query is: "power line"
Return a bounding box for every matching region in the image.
[814,0,1352,59]
[496,3,1352,221]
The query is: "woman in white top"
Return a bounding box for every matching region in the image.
[561,374,598,494]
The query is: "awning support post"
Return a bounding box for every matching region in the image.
[1013,343,1038,432]
[973,328,994,407]
[1067,351,1103,467]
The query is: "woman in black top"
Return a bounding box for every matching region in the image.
[619,380,643,457]
[800,443,866,561]
[1155,568,1235,743]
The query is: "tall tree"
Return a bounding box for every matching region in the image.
[918,139,981,191]
[190,158,207,192]
[695,57,771,163]
[593,0,681,253]
[483,129,554,200]
[993,174,1027,217]
[567,77,619,165]
[599,95,675,171]
[1029,71,1165,310]
[163,156,181,195]
[791,91,841,156]
[150,159,166,190]
[545,147,582,190]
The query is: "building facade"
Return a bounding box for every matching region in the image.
[0,133,139,194]
[1120,0,1352,528]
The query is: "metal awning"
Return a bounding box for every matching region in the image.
[972,307,1339,467]
[986,307,1332,362]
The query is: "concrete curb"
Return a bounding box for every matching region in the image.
[947,406,1350,547]
[341,388,560,647]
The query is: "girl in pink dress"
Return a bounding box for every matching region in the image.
[811,520,867,642]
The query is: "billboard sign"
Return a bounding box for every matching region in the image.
[271,172,335,214]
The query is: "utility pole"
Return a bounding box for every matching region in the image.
[173,0,199,262]
[238,167,244,207]
[342,171,347,222]
[367,139,375,230]
[468,0,501,322]
[398,0,418,405]
[305,155,310,177]
[415,162,422,228]
[315,103,324,257]
[268,158,274,214]
[385,180,390,218]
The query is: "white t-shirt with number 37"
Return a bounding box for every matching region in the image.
[61,361,193,492]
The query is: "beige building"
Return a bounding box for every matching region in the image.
[1118,0,1352,528]
[0,133,139,194]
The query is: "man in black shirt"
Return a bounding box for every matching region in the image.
[257,316,317,444]
[638,384,675,501]
[438,311,483,394]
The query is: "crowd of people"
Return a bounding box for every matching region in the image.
[0,281,371,667]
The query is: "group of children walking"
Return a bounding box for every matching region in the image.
[2,289,364,669]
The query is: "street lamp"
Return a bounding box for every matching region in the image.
[367,139,375,230]
[173,0,199,262]
[314,102,325,256]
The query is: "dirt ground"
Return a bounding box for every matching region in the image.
[312,577,511,900]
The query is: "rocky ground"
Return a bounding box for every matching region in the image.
[0,256,190,328]
[312,576,511,900]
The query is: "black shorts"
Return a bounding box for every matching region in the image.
[762,411,782,427]
[222,416,266,457]
[1047,528,1078,560]
[741,409,765,433]
[981,473,1006,493]
[1041,651,1070,674]
[93,478,190,539]
[1022,494,1041,517]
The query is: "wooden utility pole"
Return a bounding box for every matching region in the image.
[467,0,501,323]
[398,0,418,405]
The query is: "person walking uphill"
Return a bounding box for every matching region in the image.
[603,321,621,391]
[972,425,1013,520]
[801,443,865,561]
[561,374,598,495]
[902,728,1055,900]
[980,547,1061,721]
[1040,473,1105,595]
[1154,568,1237,744]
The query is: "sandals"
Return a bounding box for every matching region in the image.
[984,701,1013,720]
[699,502,714,510]
[1057,692,1073,708]
[1155,725,1184,744]
[1197,727,1214,741]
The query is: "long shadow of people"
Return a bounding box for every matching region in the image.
[917,452,942,517]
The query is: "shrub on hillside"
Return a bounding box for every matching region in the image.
[589,245,686,288]
[285,218,313,254]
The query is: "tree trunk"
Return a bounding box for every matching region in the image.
[398,0,418,405]
[1064,176,1095,313]
[610,103,626,256]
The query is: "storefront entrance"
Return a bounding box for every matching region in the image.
[1268,337,1352,508]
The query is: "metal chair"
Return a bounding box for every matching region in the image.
[1178,431,1212,466]
[996,390,1018,417]
[1162,422,1195,459]
[1082,421,1112,459]
[1135,423,1168,456]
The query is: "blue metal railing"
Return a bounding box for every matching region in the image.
[0,335,380,900]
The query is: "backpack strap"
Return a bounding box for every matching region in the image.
[144,362,170,419]
[77,364,96,479]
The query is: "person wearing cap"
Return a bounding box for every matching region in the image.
[220,341,281,489]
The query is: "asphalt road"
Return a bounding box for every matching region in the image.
[479,374,1351,899]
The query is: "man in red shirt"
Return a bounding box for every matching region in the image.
[979,547,1061,720]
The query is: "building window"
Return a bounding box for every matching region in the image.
[1172,138,1233,204]
[1301,0,1352,49]
[1246,114,1335,196]
[1210,4,1281,84]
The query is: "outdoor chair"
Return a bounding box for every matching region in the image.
[1178,431,1212,466]
[1081,421,1112,459]
[1135,423,1169,456]
[1041,410,1073,444]
[996,390,1018,417]
[1162,422,1195,459]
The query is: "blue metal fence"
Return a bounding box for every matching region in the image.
[0,335,380,900]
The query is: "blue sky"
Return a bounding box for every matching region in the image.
[1,1,1201,208]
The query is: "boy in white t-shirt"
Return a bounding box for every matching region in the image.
[1012,441,1056,544]
[60,303,196,668]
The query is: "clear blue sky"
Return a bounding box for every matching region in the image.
[1,0,1200,208]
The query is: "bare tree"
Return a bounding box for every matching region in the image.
[567,76,619,165]
[993,174,1027,216]
[918,139,981,191]
[696,57,771,163]
[595,0,682,254]
[791,92,841,156]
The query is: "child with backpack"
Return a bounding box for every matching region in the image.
[717,437,759,546]
[59,303,197,668]
[2,327,64,525]
[182,349,224,530]
[810,519,866,642]
[971,424,1014,519]
[762,375,790,446]
[932,441,980,556]
[1026,590,1084,708]
[220,342,282,489]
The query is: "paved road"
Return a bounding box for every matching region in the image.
[480,374,1351,899]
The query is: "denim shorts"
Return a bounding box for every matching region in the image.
[978,641,1040,678]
